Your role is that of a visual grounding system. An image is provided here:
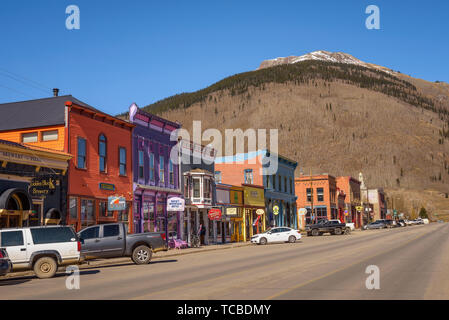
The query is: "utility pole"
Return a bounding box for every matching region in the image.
[310,168,315,223]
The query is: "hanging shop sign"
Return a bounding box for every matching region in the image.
[208,208,222,221]
[108,196,126,211]
[29,176,58,198]
[167,197,185,211]
[100,183,116,191]
[356,206,363,212]
[256,209,265,215]
[273,205,280,215]
[226,207,237,216]
[298,208,307,216]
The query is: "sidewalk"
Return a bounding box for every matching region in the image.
[2,241,253,279]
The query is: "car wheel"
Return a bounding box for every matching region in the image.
[288,235,296,243]
[33,256,57,279]
[344,227,351,235]
[334,228,342,235]
[260,237,267,245]
[132,245,152,265]
[311,229,319,236]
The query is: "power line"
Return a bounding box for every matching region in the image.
[0,67,51,90]
[0,83,36,99]
[0,70,50,94]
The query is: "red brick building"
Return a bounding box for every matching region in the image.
[0,94,134,232]
[295,174,346,225]
[336,176,362,228]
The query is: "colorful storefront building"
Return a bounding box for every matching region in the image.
[295,174,346,226]
[0,94,134,232]
[0,139,71,228]
[242,184,266,239]
[215,149,297,229]
[180,140,217,245]
[336,176,362,228]
[128,103,182,237]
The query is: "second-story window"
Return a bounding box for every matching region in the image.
[99,134,107,173]
[317,188,324,202]
[204,178,211,199]
[193,178,200,198]
[119,147,126,176]
[169,159,174,185]
[149,153,155,181]
[306,188,312,202]
[244,169,253,184]
[278,175,282,191]
[138,150,144,179]
[184,176,189,197]
[77,137,86,169]
[215,171,222,184]
[290,178,293,194]
[284,177,287,193]
[159,155,165,183]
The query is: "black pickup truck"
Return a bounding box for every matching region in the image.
[306,219,350,236]
[77,223,168,265]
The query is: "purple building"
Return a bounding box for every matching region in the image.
[129,103,182,236]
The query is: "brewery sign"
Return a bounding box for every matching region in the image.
[29,176,58,198]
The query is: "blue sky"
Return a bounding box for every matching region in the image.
[0,0,448,115]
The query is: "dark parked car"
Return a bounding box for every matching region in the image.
[363,221,387,230]
[78,223,168,265]
[0,248,12,276]
[306,219,350,236]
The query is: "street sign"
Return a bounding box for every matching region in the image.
[256,209,265,215]
[298,208,307,216]
[273,205,279,215]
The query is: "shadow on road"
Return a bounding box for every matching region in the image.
[0,269,100,284]
[81,259,178,271]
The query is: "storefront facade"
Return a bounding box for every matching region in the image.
[180,140,216,246]
[242,184,266,240]
[0,95,134,232]
[0,139,71,228]
[128,103,182,237]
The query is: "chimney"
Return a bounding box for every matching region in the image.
[53,88,59,97]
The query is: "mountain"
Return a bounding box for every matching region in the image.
[258,50,394,74]
[120,51,449,219]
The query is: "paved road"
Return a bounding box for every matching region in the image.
[1,223,449,299]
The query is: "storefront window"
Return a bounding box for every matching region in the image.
[156,204,165,232]
[80,199,95,227]
[69,197,78,220]
[167,212,177,237]
[118,205,129,233]
[143,201,155,232]
[99,201,112,218]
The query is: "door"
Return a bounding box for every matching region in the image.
[78,226,102,257]
[100,224,124,257]
[268,228,283,243]
[0,230,27,264]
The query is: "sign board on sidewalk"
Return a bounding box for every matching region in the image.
[167,197,185,211]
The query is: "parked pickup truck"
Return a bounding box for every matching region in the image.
[77,223,168,265]
[306,219,350,236]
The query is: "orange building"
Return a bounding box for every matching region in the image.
[295,174,346,226]
[336,176,362,228]
[0,94,134,232]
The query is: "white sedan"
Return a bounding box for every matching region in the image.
[251,227,302,245]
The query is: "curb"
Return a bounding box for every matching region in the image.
[1,242,253,280]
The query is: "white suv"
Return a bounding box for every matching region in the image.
[0,226,82,279]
